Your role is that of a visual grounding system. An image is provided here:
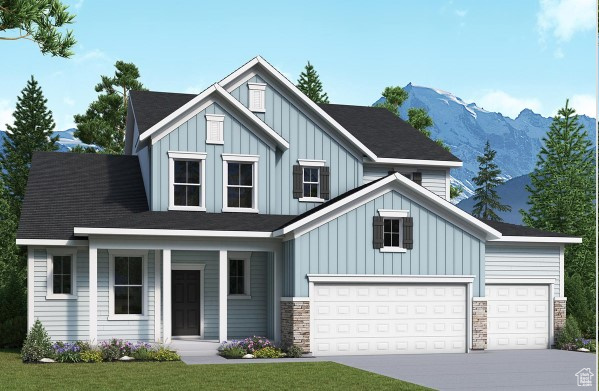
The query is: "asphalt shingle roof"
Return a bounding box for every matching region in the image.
[129,90,195,134]
[481,220,574,238]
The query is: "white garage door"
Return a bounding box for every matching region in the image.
[486,284,550,350]
[311,283,467,356]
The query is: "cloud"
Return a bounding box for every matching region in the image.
[568,94,595,117]
[0,100,13,130]
[455,9,468,17]
[63,97,75,106]
[74,49,108,63]
[474,90,543,118]
[537,0,595,42]
[74,0,84,9]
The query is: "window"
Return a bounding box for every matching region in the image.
[383,219,402,248]
[295,159,329,202]
[248,83,266,112]
[46,250,77,299]
[109,252,147,320]
[168,151,206,211]
[228,252,251,298]
[373,210,413,252]
[206,114,224,144]
[222,154,259,213]
[303,167,320,198]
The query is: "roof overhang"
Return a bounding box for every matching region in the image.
[369,158,463,167]
[73,227,274,238]
[16,239,89,246]
[488,236,582,244]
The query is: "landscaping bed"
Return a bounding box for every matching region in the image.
[217,336,303,359]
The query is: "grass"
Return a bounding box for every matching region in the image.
[0,350,430,391]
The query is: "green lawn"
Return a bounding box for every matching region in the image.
[0,350,431,391]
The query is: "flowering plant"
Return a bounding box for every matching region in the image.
[239,336,273,353]
[52,342,82,363]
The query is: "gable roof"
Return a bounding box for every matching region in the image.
[483,220,581,243]
[318,103,461,163]
[129,90,196,134]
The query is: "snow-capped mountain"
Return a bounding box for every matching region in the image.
[376,84,596,203]
[0,128,95,153]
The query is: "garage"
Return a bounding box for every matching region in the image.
[486,282,551,350]
[309,276,472,356]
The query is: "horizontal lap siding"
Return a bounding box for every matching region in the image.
[292,190,484,297]
[363,165,448,199]
[33,249,89,341]
[485,245,561,296]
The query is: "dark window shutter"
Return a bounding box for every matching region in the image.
[403,217,414,249]
[412,172,422,186]
[320,166,330,200]
[373,216,384,249]
[293,165,302,199]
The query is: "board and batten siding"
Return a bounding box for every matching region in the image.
[284,189,485,297]
[363,165,449,199]
[485,244,561,297]
[33,249,89,341]
[230,74,364,215]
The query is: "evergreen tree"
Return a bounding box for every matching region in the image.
[374,86,408,114]
[471,141,511,221]
[297,61,329,103]
[0,76,58,215]
[521,100,595,285]
[74,61,145,154]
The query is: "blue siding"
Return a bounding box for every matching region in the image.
[287,189,485,297]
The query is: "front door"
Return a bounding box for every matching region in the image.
[172,270,201,336]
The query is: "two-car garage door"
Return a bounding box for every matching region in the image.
[311,283,468,356]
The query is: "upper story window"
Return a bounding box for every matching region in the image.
[388,170,422,185]
[222,154,259,213]
[46,250,77,300]
[293,159,330,202]
[373,210,413,253]
[248,83,266,113]
[205,114,224,144]
[168,151,207,211]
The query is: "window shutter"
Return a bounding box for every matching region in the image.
[373,216,384,249]
[320,166,330,200]
[412,172,422,186]
[403,217,414,250]
[293,165,302,199]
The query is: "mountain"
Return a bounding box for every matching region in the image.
[0,128,96,153]
[457,174,531,225]
[376,84,596,203]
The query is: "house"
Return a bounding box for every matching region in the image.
[17,56,581,356]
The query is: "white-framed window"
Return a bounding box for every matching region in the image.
[46,249,77,300]
[108,251,148,320]
[168,151,207,211]
[222,154,259,213]
[298,159,325,202]
[205,114,224,144]
[228,252,251,299]
[378,209,409,253]
[248,83,266,113]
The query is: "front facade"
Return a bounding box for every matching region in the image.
[18,57,580,356]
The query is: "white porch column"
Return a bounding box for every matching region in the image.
[219,250,227,342]
[89,245,98,343]
[162,249,172,343]
[154,250,162,342]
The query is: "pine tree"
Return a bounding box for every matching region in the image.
[297,62,329,103]
[521,100,595,285]
[471,141,511,221]
[0,76,58,216]
[374,86,408,114]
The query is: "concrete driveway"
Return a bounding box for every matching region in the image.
[326,350,596,390]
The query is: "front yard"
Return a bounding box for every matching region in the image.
[0,350,430,391]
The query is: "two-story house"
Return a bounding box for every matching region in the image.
[17,56,580,355]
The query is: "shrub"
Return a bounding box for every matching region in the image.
[219,345,247,359]
[74,340,91,353]
[557,316,582,350]
[131,346,153,361]
[21,320,53,362]
[150,347,180,361]
[0,316,27,348]
[53,342,82,363]
[285,345,303,358]
[565,274,596,338]
[99,339,127,361]
[254,347,284,358]
[81,349,103,363]
[238,336,273,354]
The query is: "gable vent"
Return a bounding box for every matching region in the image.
[205,114,224,144]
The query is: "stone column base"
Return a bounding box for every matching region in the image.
[554,297,567,345]
[281,299,310,352]
[472,298,488,350]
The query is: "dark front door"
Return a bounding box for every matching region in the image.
[172,270,201,336]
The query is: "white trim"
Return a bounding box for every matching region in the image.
[306,274,476,284]
[548,283,554,347]
[205,114,225,121]
[74,227,273,238]
[89,245,97,343]
[205,114,225,144]
[445,169,451,201]
[554,296,567,301]
[485,277,555,285]
[299,197,325,203]
[172,263,206,271]
[472,297,488,302]
[170,262,206,338]
[297,159,326,167]
[154,250,161,342]
[377,209,409,218]
[45,248,78,300]
[17,239,88,246]
[221,154,259,213]
[280,297,310,302]
[373,157,463,167]
[227,251,251,297]
[559,245,565,297]
[221,153,260,162]
[467,281,473,352]
[489,236,581,244]
[27,247,34,330]
[309,279,315,353]
[248,83,266,113]
[379,247,407,253]
[168,151,207,212]
[218,250,227,342]
[247,82,267,91]
[162,249,172,343]
[107,250,149,321]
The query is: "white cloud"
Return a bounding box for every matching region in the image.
[63,97,75,106]
[0,100,13,130]
[569,94,596,117]
[455,9,468,17]
[74,49,108,63]
[474,90,543,118]
[537,0,595,42]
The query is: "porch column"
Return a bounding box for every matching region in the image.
[219,250,227,342]
[162,249,172,343]
[89,245,97,343]
[154,250,162,342]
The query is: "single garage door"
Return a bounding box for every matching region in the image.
[312,283,467,356]
[486,284,550,350]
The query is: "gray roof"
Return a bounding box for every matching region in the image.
[129,90,195,134]
[481,220,574,238]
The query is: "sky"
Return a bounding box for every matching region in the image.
[0,0,596,131]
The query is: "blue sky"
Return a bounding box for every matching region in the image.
[0,0,596,131]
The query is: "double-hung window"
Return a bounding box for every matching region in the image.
[228,252,251,298]
[109,252,147,319]
[46,250,77,299]
[294,159,329,202]
[168,151,207,211]
[374,210,413,253]
[303,167,320,198]
[222,154,259,213]
[383,218,402,248]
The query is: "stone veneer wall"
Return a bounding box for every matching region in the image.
[554,298,567,344]
[472,299,488,350]
[281,300,310,352]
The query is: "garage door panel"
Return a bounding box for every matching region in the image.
[313,336,466,355]
[488,334,549,350]
[314,318,466,338]
[313,285,466,302]
[487,301,548,318]
[312,301,465,320]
